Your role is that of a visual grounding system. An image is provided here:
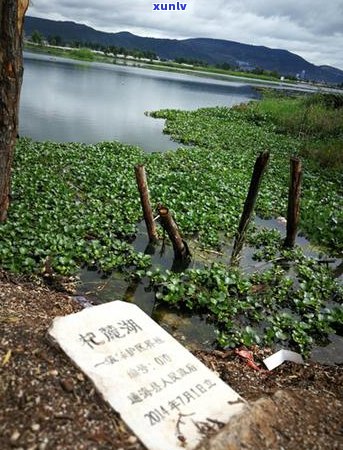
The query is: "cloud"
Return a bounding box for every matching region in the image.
[27,0,343,69]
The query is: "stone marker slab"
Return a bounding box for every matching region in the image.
[48,301,245,450]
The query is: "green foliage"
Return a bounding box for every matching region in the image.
[47,35,63,46]
[246,91,343,170]
[149,259,342,354]
[303,92,343,110]
[30,30,44,45]
[0,140,149,274]
[174,57,208,67]
[1,94,342,354]
[69,48,95,61]
[150,105,342,253]
[300,138,343,170]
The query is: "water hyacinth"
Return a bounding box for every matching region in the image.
[1,93,342,353]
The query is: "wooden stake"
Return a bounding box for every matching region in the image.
[284,157,302,248]
[230,151,270,265]
[135,164,158,242]
[158,205,190,260]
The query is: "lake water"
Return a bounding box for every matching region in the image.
[20,52,259,152]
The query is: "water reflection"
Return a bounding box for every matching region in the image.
[20,53,258,151]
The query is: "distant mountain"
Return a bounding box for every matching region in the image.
[24,16,343,84]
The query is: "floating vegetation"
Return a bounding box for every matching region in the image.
[1,140,150,274]
[1,91,342,353]
[147,251,342,354]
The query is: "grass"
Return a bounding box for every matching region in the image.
[244,91,343,170]
[301,139,343,169]
[69,48,95,61]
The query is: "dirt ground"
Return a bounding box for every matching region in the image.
[0,270,342,450]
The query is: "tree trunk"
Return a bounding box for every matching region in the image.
[0,1,29,222]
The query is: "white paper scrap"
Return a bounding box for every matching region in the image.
[263,349,304,371]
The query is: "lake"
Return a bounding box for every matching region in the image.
[18,53,343,363]
[20,52,259,152]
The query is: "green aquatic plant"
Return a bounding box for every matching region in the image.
[0,139,150,274]
[0,94,342,354]
[149,259,342,354]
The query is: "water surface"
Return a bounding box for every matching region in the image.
[20,52,259,151]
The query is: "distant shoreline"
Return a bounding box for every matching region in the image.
[24,43,343,95]
[22,43,309,91]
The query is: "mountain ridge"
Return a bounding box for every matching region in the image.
[24,16,343,84]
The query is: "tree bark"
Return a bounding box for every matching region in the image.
[0,0,29,222]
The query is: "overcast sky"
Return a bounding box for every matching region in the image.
[28,1,343,69]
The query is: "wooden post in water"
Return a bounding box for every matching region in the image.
[284,157,302,248]
[158,205,191,260]
[230,151,270,266]
[135,164,158,242]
